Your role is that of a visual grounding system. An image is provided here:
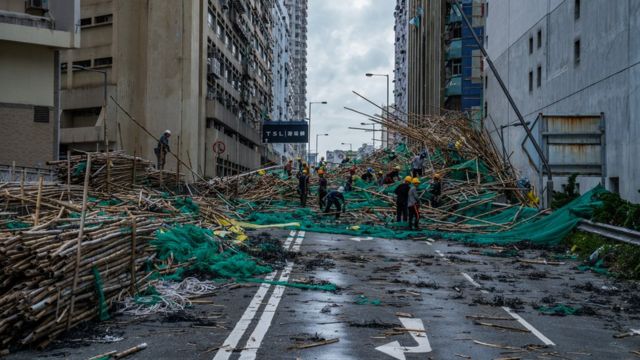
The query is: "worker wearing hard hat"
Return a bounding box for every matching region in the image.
[408,177,421,230]
[429,173,443,208]
[324,186,346,219]
[394,176,412,222]
[154,130,171,170]
[383,165,401,185]
[318,169,328,208]
[361,168,374,183]
[298,169,310,207]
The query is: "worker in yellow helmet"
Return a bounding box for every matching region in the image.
[394,176,412,222]
[318,169,328,208]
[408,177,421,230]
[429,172,443,208]
[298,169,310,207]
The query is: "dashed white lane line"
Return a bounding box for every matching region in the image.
[435,250,445,257]
[502,306,556,346]
[238,232,305,360]
[213,231,298,360]
[460,269,555,346]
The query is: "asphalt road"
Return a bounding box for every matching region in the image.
[7,230,640,359]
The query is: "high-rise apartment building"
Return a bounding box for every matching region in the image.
[0,0,79,167]
[393,0,485,129]
[284,0,307,121]
[58,0,279,179]
[484,0,640,202]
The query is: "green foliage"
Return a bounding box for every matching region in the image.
[592,192,640,231]
[551,174,580,209]
[565,231,640,279]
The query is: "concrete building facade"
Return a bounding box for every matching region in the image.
[0,0,79,167]
[58,0,280,179]
[484,0,640,202]
[393,0,409,120]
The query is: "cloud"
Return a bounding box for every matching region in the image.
[307,0,395,158]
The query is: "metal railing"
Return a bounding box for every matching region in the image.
[578,219,640,246]
[0,164,56,183]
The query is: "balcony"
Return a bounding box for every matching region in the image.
[446,39,462,60]
[445,76,462,97]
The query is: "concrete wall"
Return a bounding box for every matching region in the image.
[0,105,55,167]
[0,41,54,106]
[485,0,640,202]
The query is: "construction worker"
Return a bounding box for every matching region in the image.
[394,176,412,222]
[297,157,304,173]
[318,156,327,169]
[298,169,310,207]
[429,173,443,208]
[345,167,355,191]
[154,130,171,170]
[376,170,385,186]
[361,168,374,183]
[411,154,424,177]
[324,186,346,219]
[408,177,421,230]
[284,160,293,178]
[318,169,328,208]
[383,166,401,185]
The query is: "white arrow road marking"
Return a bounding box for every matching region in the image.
[349,236,373,242]
[375,318,432,360]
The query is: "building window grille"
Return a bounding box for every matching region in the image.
[529,36,533,54]
[537,29,542,48]
[34,106,49,123]
[94,14,113,24]
[574,39,581,65]
[528,71,533,92]
[80,17,92,27]
[72,60,91,69]
[94,57,113,67]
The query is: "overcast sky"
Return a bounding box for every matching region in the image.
[307,0,395,158]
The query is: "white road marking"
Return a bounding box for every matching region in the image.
[435,250,444,257]
[376,317,432,360]
[238,233,305,359]
[212,271,278,360]
[502,306,556,346]
[350,236,374,242]
[461,272,481,288]
[212,231,299,360]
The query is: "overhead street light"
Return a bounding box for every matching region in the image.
[308,101,327,163]
[364,73,390,149]
[315,133,329,164]
[341,142,353,151]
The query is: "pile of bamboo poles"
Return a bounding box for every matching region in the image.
[47,151,183,193]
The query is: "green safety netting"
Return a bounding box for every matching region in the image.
[151,224,272,280]
[91,266,110,321]
[239,186,606,246]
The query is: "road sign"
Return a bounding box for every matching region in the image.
[213,141,226,155]
[262,121,309,143]
[375,317,431,359]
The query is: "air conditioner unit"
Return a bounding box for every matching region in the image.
[25,0,49,13]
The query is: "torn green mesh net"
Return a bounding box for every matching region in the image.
[151,224,271,280]
[91,266,110,321]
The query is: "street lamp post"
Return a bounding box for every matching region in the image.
[308,101,327,164]
[361,122,376,148]
[72,65,108,149]
[315,133,328,165]
[365,72,390,148]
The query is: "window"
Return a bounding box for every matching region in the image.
[528,70,533,92]
[208,9,215,29]
[609,177,619,194]
[80,17,92,27]
[536,65,542,87]
[60,62,67,72]
[574,39,581,65]
[451,59,462,76]
[485,35,488,48]
[94,14,113,24]
[72,60,91,69]
[94,57,113,67]
[485,74,488,89]
[529,36,533,54]
[34,106,49,123]
[575,0,581,20]
[537,30,542,48]
[484,101,488,118]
